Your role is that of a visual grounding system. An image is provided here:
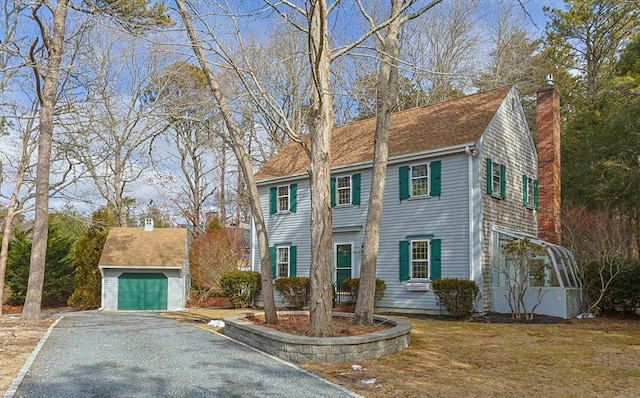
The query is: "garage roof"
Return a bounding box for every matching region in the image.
[99,227,188,268]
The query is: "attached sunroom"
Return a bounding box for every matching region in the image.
[490,225,582,319]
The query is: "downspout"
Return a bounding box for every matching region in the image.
[99,267,105,311]
[250,213,256,272]
[465,145,476,282]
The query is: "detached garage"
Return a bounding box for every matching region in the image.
[98,221,189,311]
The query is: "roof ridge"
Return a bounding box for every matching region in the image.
[256,85,514,180]
[334,84,513,130]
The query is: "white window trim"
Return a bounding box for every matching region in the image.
[490,160,504,199]
[525,176,535,208]
[276,246,290,278]
[409,162,431,198]
[277,185,290,213]
[410,239,431,280]
[336,176,352,206]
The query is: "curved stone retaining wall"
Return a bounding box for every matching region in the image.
[223,311,412,363]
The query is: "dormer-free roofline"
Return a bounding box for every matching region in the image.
[255,85,513,181]
[256,142,477,186]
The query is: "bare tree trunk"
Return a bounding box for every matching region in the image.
[219,144,227,224]
[0,207,16,315]
[353,0,403,326]
[306,0,335,337]
[22,0,69,320]
[175,0,278,323]
[0,111,38,316]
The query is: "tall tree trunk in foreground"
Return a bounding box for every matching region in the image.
[353,0,443,325]
[22,0,69,320]
[306,0,336,337]
[352,0,402,326]
[175,0,278,323]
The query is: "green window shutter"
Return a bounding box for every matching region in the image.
[289,246,297,277]
[270,247,277,279]
[399,240,410,281]
[500,164,507,199]
[522,175,528,206]
[352,174,361,205]
[431,239,441,280]
[430,161,441,196]
[486,158,493,195]
[330,177,336,207]
[533,179,539,209]
[269,187,277,214]
[289,183,297,212]
[399,166,410,200]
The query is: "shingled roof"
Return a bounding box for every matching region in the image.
[256,85,512,181]
[98,227,188,268]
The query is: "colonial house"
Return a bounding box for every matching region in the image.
[98,218,190,311]
[250,83,581,318]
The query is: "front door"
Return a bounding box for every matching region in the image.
[335,244,352,291]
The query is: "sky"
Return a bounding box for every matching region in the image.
[525,0,564,31]
[0,0,568,222]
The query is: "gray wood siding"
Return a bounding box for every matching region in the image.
[100,268,185,311]
[255,180,313,276]
[478,87,538,311]
[376,154,470,310]
[254,154,471,312]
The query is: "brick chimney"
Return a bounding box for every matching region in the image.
[536,76,561,245]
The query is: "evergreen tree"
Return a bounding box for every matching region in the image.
[6,215,77,305]
[67,208,115,309]
[562,34,640,250]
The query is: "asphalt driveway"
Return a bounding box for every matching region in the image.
[12,312,360,398]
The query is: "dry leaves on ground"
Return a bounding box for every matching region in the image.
[0,317,54,394]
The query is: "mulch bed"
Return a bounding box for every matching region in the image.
[2,303,23,314]
[187,296,233,309]
[245,314,392,337]
[399,311,572,324]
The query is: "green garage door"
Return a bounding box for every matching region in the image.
[118,273,168,310]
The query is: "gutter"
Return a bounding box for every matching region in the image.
[256,143,477,186]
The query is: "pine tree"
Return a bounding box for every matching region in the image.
[67,208,114,309]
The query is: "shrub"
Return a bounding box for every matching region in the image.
[7,220,76,306]
[189,220,247,298]
[220,271,261,308]
[274,277,310,309]
[341,278,386,303]
[432,278,479,319]
[585,259,640,314]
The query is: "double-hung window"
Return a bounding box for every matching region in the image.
[399,161,441,200]
[337,176,351,205]
[486,158,506,199]
[411,240,430,279]
[277,247,290,278]
[411,164,429,197]
[269,184,297,214]
[522,175,538,209]
[399,238,441,281]
[331,174,361,207]
[270,245,297,278]
[277,186,289,212]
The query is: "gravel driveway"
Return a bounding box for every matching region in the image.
[13,312,360,398]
